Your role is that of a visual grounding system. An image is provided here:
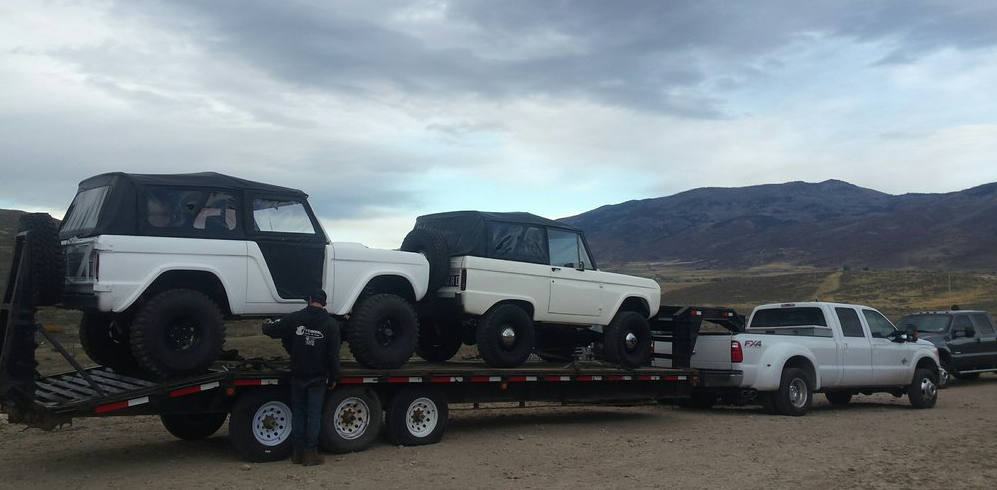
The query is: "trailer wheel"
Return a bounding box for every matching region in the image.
[416,319,462,363]
[773,367,812,416]
[825,391,853,406]
[400,228,451,295]
[130,289,226,378]
[476,304,534,368]
[320,387,382,454]
[79,312,138,371]
[161,412,228,440]
[386,387,447,446]
[17,213,65,306]
[228,389,293,462]
[908,368,938,409]
[603,311,652,368]
[348,294,419,369]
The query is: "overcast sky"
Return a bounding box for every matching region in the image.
[3,0,997,248]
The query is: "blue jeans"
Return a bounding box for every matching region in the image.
[291,378,326,450]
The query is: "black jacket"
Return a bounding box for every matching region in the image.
[262,305,340,381]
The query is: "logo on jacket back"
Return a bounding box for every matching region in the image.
[296,325,325,346]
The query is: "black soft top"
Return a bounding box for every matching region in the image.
[78,172,308,196]
[414,210,585,265]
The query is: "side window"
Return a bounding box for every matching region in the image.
[835,307,866,338]
[548,229,582,268]
[253,199,316,234]
[193,191,238,232]
[862,309,896,339]
[953,315,975,334]
[970,314,996,334]
[146,188,203,229]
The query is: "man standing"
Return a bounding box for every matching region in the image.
[263,289,340,466]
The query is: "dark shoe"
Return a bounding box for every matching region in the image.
[302,449,324,466]
[291,447,303,464]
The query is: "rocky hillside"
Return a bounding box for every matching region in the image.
[562,180,997,269]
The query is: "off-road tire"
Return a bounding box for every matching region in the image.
[161,413,227,440]
[130,289,225,378]
[908,367,939,409]
[476,304,534,368]
[386,387,447,446]
[228,389,293,462]
[79,312,138,371]
[773,367,813,416]
[347,294,419,369]
[603,311,652,368]
[416,319,462,363]
[825,391,853,405]
[17,213,65,306]
[401,228,451,295]
[320,387,382,454]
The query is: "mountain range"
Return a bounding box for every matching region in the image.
[561,179,997,270]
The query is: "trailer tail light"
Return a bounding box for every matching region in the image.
[460,269,467,292]
[730,341,743,363]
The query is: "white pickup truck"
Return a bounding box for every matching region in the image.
[56,172,431,377]
[653,301,940,415]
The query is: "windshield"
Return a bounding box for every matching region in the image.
[60,185,111,238]
[896,314,951,334]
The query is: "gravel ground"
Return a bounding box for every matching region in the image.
[3,374,997,490]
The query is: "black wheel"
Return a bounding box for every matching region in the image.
[476,304,534,368]
[228,388,293,462]
[676,391,718,409]
[17,213,65,306]
[937,362,952,389]
[130,289,226,378]
[908,367,938,409]
[603,311,652,368]
[400,228,451,295]
[416,319,462,363]
[825,391,853,405]
[773,367,813,416]
[347,294,419,369]
[161,413,227,440]
[320,387,382,454]
[79,312,138,371]
[386,387,447,446]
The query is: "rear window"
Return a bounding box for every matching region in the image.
[749,307,828,328]
[60,185,111,237]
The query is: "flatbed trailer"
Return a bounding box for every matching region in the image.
[2,231,698,462]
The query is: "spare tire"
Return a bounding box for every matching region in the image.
[400,228,450,296]
[17,213,65,306]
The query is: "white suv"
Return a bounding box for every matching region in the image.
[402,211,661,368]
[59,172,430,377]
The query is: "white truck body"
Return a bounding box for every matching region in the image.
[654,301,940,415]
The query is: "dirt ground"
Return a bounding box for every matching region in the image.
[2,374,996,490]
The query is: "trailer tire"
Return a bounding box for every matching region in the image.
[348,294,419,369]
[17,213,65,307]
[79,312,138,371]
[773,367,813,416]
[603,311,652,368]
[825,391,853,405]
[320,387,382,454]
[228,389,293,462]
[416,320,462,363]
[400,228,451,295]
[476,304,534,368]
[161,412,227,440]
[130,289,226,378]
[386,387,447,446]
[908,368,938,409]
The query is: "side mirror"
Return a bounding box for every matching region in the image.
[888,330,909,343]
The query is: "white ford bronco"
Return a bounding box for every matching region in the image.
[58,172,431,377]
[400,211,661,368]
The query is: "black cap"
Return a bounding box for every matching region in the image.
[308,289,327,306]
